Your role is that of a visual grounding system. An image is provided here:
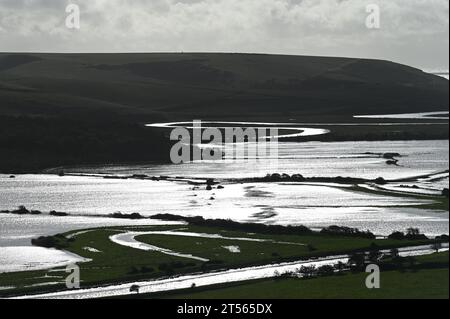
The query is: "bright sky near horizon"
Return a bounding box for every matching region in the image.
[0,0,448,70]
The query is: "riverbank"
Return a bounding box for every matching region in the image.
[1,222,447,298]
[143,252,449,299]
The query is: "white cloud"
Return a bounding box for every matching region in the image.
[0,0,448,68]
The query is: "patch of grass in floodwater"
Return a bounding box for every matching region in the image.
[0,225,443,298]
[347,185,449,211]
[147,253,449,299]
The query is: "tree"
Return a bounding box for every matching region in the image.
[348,252,366,271]
[388,231,405,240]
[405,228,428,240]
[130,285,140,294]
[317,265,335,277]
[334,261,346,272]
[298,265,317,279]
[431,241,443,253]
[407,228,420,236]
[368,243,382,263]
[390,248,399,259]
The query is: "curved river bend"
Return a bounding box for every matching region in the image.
[12,244,448,299]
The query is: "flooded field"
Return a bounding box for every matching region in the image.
[0,139,448,274]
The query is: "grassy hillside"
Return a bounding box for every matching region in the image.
[0,53,448,172]
[1,53,448,120]
[146,252,449,299]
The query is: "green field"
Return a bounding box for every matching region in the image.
[0,224,444,298]
[144,252,450,299]
[157,269,448,299]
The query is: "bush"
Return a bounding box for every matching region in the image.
[298,265,317,279]
[49,210,69,217]
[11,205,30,215]
[151,214,313,236]
[374,177,387,185]
[388,231,405,240]
[109,212,144,219]
[31,234,69,249]
[405,228,428,240]
[435,234,449,241]
[320,225,375,239]
[317,265,335,277]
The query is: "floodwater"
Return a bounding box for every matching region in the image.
[0,139,448,274]
[0,175,448,238]
[66,140,449,180]
[0,247,89,273]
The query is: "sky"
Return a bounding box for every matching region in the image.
[0,0,448,70]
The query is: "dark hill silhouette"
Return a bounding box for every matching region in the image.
[0,53,448,172]
[0,53,447,120]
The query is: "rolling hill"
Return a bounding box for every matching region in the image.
[0,53,448,172]
[0,53,448,121]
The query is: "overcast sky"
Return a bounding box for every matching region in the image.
[0,0,448,70]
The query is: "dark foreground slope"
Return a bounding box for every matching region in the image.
[0,53,448,172]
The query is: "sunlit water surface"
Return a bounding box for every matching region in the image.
[0,140,448,273]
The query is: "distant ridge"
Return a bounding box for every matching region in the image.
[0,53,448,121]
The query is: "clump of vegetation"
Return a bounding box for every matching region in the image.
[431,242,443,253]
[298,265,317,279]
[11,205,30,215]
[151,214,313,236]
[435,234,449,241]
[10,206,42,215]
[388,231,407,240]
[241,174,394,186]
[284,264,337,280]
[49,210,69,217]
[263,173,305,182]
[374,177,387,185]
[383,153,401,159]
[388,228,430,241]
[131,174,149,179]
[31,234,73,249]
[109,212,144,219]
[130,285,140,294]
[320,225,375,239]
[317,265,335,277]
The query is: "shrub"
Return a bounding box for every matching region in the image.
[11,205,30,215]
[388,231,405,240]
[109,212,143,219]
[31,235,69,249]
[317,265,335,277]
[320,225,375,239]
[49,210,69,217]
